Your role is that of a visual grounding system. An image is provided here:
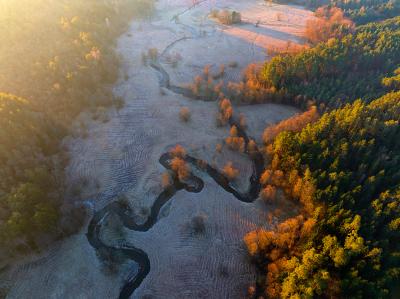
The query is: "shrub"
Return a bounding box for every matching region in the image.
[214,10,242,25]
[218,264,229,277]
[239,113,247,129]
[226,63,279,104]
[210,9,219,18]
[260,169,272,185]
[191,214,206,235]
[114,97,125,110]
[226,137,245,152]
[213,64,225,80]
[247,285,256,298]
[262,106,319,144]
[305,7,355,44]
[189,66,222,100]
[170,157,190,181]
[170,144,187,158]
[216,143,223,153]
[247,139,258,157]
[230,125,238,137]
[179,107,191,122]
[225,125,245,152]
[98,248,126,275]
[141,52,148,65]
[196,159,208,170]
[260,185,277,202]
[228,61,238,68]
[161,172,172,187]
[220,98,232,111]
[147,48,158,61]
[222,162,239,181]
[217,98,233,126]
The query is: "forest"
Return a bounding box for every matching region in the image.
[0,0,154,259]
[244,5,400,297]
[190,14,399,110]
[246,91,400,298]
[273,0,400,24]
[259,16,400,109]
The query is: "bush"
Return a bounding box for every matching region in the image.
[170,144,187,158]
[179,107,191,122]
[239,113,247,129]
[170,157,190,181]
[228,61,238,68]
[161,172,172,188]
[305,7,355,44]
[216,143,223,153]
[188,66,222,100]
[225,125,245,152]
[225,63,280,104]
[247,139,258,157]
[212,9,242,25]
[196,159,208,170]
[262,106,319,144]
[147,48,158,61]
[260,185,277,202]
[222,162,239,181]
[212,64,225,80]
[191,215,206,235]
[217,98,233,126]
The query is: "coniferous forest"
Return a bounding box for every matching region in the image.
[243,1,400,297]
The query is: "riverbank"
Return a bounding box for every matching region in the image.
[2,1,312,297]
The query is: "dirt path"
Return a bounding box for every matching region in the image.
[2,1,312,298]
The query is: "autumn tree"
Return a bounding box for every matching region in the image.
[263,106,319,144]
[170,157,190,181]
[169,144,187,158]
[260,185,277,202]
[225,125,245,152]
[179,107,191,122]
[305,6,355,44]
[222,162,239,181]
[246,92,400,298]
[217,98,233,126]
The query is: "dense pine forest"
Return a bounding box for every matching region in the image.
[244,3,400,298]
[259,16,400,109]
[246,92,400,298]
[275,0,400,24]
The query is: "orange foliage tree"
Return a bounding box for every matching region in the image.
[179,107,191,122]
[217,98,233,126]
[225,125,245,152]
[222,161,239,181]
[170,144,187,158]
[305,7,355,44]
[263,106,319,144]
[244,215,318,298]
[161,172,172,187]
[170,157,190,181]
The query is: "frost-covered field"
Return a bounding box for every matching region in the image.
[1,0,311,298]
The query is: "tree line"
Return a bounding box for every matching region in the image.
[271,0,400,24]
[243,10,400,298]
[259,16,400,110]
[246,91,400,298]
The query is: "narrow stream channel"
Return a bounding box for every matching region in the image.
[86,59,265,299]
